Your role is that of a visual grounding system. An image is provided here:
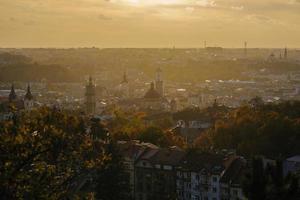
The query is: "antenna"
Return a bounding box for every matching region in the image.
[244,41,247,57]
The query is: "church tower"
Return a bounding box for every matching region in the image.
[121,71,128,84]
[85,76,96,114]
[120,71,130,98]
[9,84,17,102]
[244,41,247,57]
[284,47,288,59]
[24,84,34,111]
[155,67,164,97]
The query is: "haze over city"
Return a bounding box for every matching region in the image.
[1,0,300,48]
[1,1,300,200]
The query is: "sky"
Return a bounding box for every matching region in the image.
[0,0,300,48]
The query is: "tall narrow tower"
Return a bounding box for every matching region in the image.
[85,76,96,114]
[121,71,128,84]
[244,41,247,57]
[24,84,34,111]
[155,68,164,97]
[9,84,17,102]
[284,47,288,59]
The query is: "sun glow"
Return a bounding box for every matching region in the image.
[117,0,184,6]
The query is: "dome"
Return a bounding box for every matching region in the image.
[144,82,161,99]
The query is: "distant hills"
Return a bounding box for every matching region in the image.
[0,48,299,83]
[0,53,78,82]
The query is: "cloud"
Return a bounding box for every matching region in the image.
[23,20,36,26]
[9,17,16,21]
[185,6,195,12]
[289,0,300,4]
[245,14,279,25]
[98,14,112,20]
[231,5,244,11]
[195,0,216,7]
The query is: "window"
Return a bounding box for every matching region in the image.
[137,182,143,192]
[213,187,217,193]
[163,165,172,170]
[146,183,151,192]
[233,190,238,196]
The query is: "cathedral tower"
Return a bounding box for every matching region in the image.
[24,84,34,111]
[155,67,164,97]
[86,76,96,114]
[9,84,17,102]
[244,41,247,57]
[284,47,288,59]
[121,71,128,84]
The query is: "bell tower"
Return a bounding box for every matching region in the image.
[9,84,17,102]
[155,67,164,97]
[24,84,34,111]
[85,76,96,114]
[284,47,288,59]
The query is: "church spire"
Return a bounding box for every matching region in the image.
[89,75,93,85]
[9,84,17,102]
[24,84,33,100]
[284,47,288,59]
[244,41,247,57]
[156,67,162,82]
[24,84,34,111]
[155,68,164,97]
[86,75,96,114]
[122,71,128,84]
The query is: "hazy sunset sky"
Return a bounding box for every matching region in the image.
[1,0,300,48]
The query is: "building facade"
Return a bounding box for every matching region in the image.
[135,147,185,200]
[176,152,225,200]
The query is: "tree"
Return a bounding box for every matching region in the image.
[0,107,106,199]
[194,132,212,151]
[243,157,300,200]
[90,117,108,140]
[243,157,266,200]
[206,101,300,157]
[94,138,131,200]
[138,126,169,147]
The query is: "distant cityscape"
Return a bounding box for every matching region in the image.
[1,47,300,115]
[0,47,300,200]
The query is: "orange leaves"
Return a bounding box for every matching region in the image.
[15,134,24,144]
